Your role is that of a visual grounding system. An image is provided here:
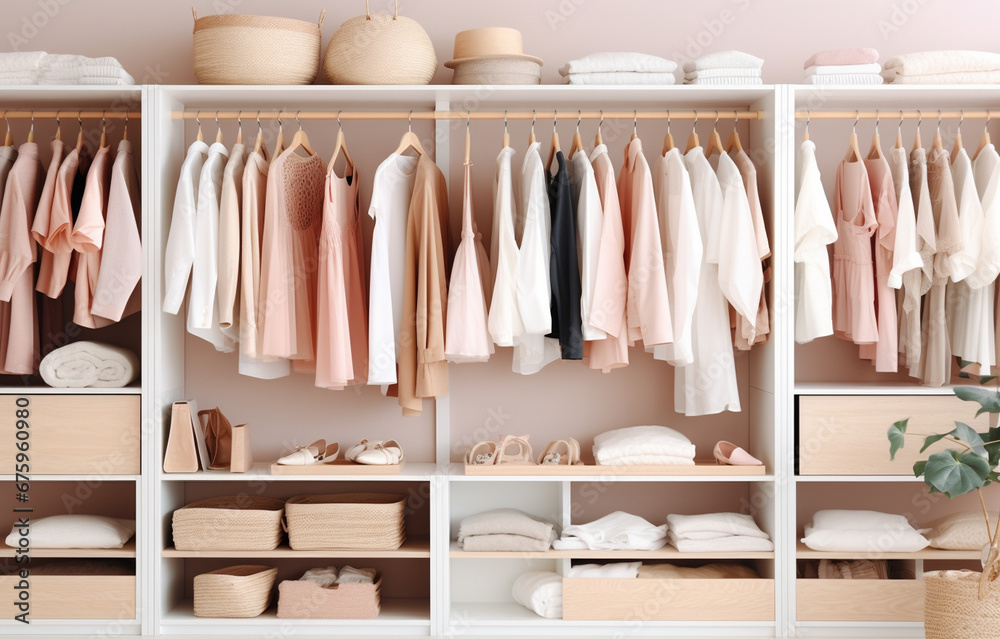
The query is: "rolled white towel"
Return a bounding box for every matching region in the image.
[560,52,677,76]
[512,571,563,619]
[683,50,763,73]
[39,341,139,388]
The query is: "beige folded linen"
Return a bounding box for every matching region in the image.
[884,69,1000,84]
[461,533,554,552]
[458,509,555,543]
[884,50,1000,75]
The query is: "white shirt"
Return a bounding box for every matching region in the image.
[163,140,208,314]
[367,152,418,386]
[651,148,702,365]
[976,145,1000,372]
[568,148,606,341]
[793,140,837,344]
[488,146,525,347]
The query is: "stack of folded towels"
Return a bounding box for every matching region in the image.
[882,50,1000,84]
[559,52,677,85]
[553,511,668,551]
[458,509,556,552]
[801,510,929,552]
[683,50,763,85]
[0,51,134,85]
[803,47,882,85]
[592,425,695,466]
[667,512,775,552]
[298,565,376,586]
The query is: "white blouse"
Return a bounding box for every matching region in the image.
[163,140,208,314]
[488,146,525,347]
[569,148,606,341]
[793,140,837,344]
[976,145,1000,372]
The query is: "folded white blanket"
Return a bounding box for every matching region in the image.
[804,74,883,85]
[300,566,339,587]
[458,509,555,543]
[0,75,38,84]
[667,513,770,540]
[567,562,641,578]
[460,532,555,552]
[556,511,667,551]
[595,453,695,466]
[560,52,677,75]
[0,52,132,85]
[40,341,139,388]
[811,510,913,531]
[805,63,882,76]
[562,72,675,85]
[336,566,376,584]
[38,75,135,86]
[883,69,1000,84]
[683,50,764,72]
[668,533,774,552]
[0,51,46,72]
[884,50,1000,75]
[512,571,562,619]
[684,67,761,80]
[685,77,763,85]
[593,426,695,465]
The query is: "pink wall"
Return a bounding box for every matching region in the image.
[1,0,996,85]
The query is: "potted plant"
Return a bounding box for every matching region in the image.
[888,379,1000,637]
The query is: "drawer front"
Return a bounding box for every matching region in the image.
[0,575,135,619]
[797,579,923,621]
[798,395,990,475]
[562,578,774,621]
[0,395,140,475]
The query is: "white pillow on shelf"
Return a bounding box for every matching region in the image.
[4,515,135,549]
[811,509,914,531]
[801,524,930,553]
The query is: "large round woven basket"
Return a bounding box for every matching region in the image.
[323,1,437,85]
[924,570,1000,638]
[192,10,323,85]
[172,496,285,551]
[284,493,406,550]
[194,565,277,618]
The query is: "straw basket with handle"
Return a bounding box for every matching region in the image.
[192,8,324,85]
[324,0,438,85]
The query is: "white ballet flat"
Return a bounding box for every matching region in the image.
[277,440,340,465]
[353,439,404,465]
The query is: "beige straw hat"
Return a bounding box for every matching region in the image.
[445,27,543,84]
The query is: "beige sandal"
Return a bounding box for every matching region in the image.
[466,441,499,465]
[495,434,533,465]
[537,437,583,465]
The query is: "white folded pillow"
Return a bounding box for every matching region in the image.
[811,510,913,531]
[802,525,929,552]
[5,515,135,549]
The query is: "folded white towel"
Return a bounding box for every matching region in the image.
[802,525,930,552]
[300,566,338,587]
[667,513,770,540]
[683,50,764,73]
[0,51,45,72]
[0,74,39,85]
[551,537,589,550]
[556,511,667,551]
[560,52,677,76]
[594,453,695,466]
[884,50,1000,75]
[562,72,675,85]
[685,77,763,85]
[40,341,139,388]
[567,561,641,578]
[684,67,761,80]
[458,509,556,543]
[805,63,882,76]
[668,532,775,553]
[512,571,563,619]
[883,69,1000,84]
[593,426,696,466]
[335,566,376,584]
[804,74,883,85]
[38,74,135,86]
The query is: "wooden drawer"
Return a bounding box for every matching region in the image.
[0,395,140,475]
[797,579,923,621]
[562,578,774,621]
[0,575,135,619]
[798,395,990,475]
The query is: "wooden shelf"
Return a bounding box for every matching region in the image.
[796,542,983,560]
[0,474,139,482]
[0,385,141,395]
[450,541,773,560]
[0,539,136,558]
[796,475,923,483]
[161,461,439,481]
[163,538,430,559]
[163,597,430,625]
[269,460,406,475]
[462,461,767,477]
[794,382,964,396]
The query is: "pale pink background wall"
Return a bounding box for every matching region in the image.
[1,0,996,84]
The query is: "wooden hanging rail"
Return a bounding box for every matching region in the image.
[796,109,993,119]
[171,109,763,121]
[0,110,138,119]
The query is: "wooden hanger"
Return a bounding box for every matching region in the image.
[394,110,427,157]
[895,116,903,149]
[274,112,285,156]
[502,110,510,149]
[75,112,85,154]
[545,111,561,172]
[705,112,725,158]
[975,110,992,160]
[932,111,944,153]
[235,112,242,146]
[844,111,861,162]
[803,111,810,142]
[463,113,472,165]
[661,112,674,155]
[624,110,638,163]
[284,111,315,156]
[212,111,223,145]
[122,110,129,142]
[54,112,62,141]
[328,111,354,173]
[569,110,584,157]
[726,112,743,154]
[27,112,34,143]
[253,111,268,159]
[3,112,11,147]
[595,110,604,147]
[912,111,923,152]
[866,110,883,160]
[528,110,536,145]
[951,110,964,163]
[195,113,204,143]
[685,113,700,153]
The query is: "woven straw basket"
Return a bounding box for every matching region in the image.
[172,496,285,551]
[284,493,406,550]
[277,574,382,619]
[324,0,437,85]
[192,9,324,85]
[451,57,542,85]
[924,570,1000,638]
[194,565,277,618]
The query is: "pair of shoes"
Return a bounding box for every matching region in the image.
[536,438,583,466]
[277,439,340,465]
[714,441,763,466]
[345,439,405,465]
[465,434,534,466]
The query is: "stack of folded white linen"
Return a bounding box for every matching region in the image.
[683,50,763,85]
[512,571,562,619]
[566,562,641,578]
[553,511,667,551]
[802,47,882,85]
[559,52,676,85]
[0,51,134,85]
[801,510,930,552]
[458,509,557,552]
[666,512,775,552]
[592,425,695,466]
[882,50,1000,84]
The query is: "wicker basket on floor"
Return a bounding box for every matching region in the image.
[172,496,285,551]
[284,493,406,550]
[277,574,382,619]
[924,570,1000,638]
[193,565,278,618]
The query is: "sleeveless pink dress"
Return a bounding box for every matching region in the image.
[831,158,879,344]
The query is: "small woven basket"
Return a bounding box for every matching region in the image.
[324,0,437,85]
[192,9,323,85]
[194,565,277,618]
[277,574,382,619]
[172,496,285,551]
[284,493,406,550]
[924,570,1000,638]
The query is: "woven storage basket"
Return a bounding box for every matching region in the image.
[924,570,1000,638]
[284,494,406,550]
[192,10,323,85]
[323,0,437,85]
[194,565,277,618]
[172,496,285,551]
[451,57,542,85]
[277,574,382,619]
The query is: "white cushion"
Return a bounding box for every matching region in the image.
[801,524,929,552]
[5,515,135,549]
[926,511,997,550]
[811,509,913,531]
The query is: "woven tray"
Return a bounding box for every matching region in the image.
[194,565,277,618]
[173,496,285,551]
[284,494,406,550]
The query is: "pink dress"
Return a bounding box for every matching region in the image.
[859,155,899,371]
[31,139,64,297]
[832,158,879,344]
[71,144,113,329]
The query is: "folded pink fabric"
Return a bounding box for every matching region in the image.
[804,47,879,69]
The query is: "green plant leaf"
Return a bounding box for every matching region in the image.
[980,375,998,385]
[888,419,909,461]
[954,386,1000,416]
[959,370,971,379]
[920,433,950,453]
[913,460,928,478]
[950,422,988,457]
[923,450,992,498]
